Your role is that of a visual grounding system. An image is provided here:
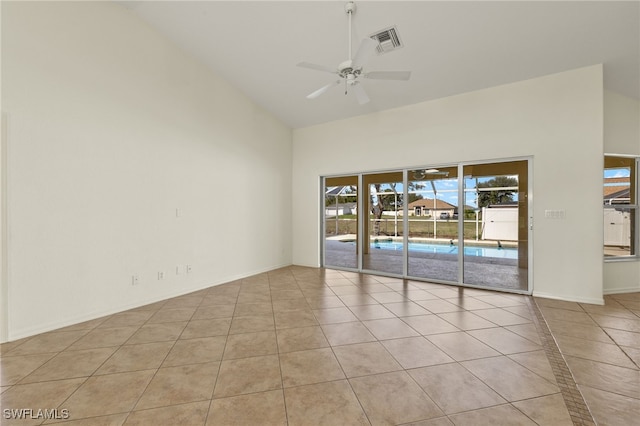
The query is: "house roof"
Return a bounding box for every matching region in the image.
[407,198,456,210]
[604,187,631,202]
[604,177,631,185]
[604,186,630,199]
[604,177,631,201]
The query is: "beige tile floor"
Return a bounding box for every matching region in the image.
[0,266,637,425]
[536,294,640,425]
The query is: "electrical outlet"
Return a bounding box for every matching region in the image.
[186,265,192,274]
[158,272,164,280]
[176,266,181,275]
[132,275,139,285]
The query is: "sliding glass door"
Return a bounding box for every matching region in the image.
[407,166,459,282]
[462,161,529,291]
[321,158,531,294]
[362,172,404,275]
[323,176,358,269]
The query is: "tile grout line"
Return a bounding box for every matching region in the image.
[122,292,205,424]
[581,307,640,370]
[526,297,596,426]
[194,286,234,426]
[269,272,292,426]
[315,273,375,426]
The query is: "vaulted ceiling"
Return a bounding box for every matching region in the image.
[121,1,640,128]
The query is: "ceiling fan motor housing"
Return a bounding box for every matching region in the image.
[338,60,362,81]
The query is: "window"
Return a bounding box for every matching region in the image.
[604,155,638,258]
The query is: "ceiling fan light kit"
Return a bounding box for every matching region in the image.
[297,1,411,105]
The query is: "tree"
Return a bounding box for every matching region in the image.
[370,183,424,235]
[477,176,518,207]
[407,193,424,204]
[370,184,396,236]
[370,184,389,217]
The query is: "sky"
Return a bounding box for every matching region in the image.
[328,175,520,210]
[329,167,631,211]
[604,168,631,179]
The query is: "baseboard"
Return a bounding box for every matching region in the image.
[603,286,640,295]
[291,261,321,268]
[532,291,604,306]
[5,262,293,342]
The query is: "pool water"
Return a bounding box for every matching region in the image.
[370,240,517,259]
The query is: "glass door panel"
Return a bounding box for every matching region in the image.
[362,172,404,275]
[407,166,459,282]
[324,176,358,269]
[462,161,528,291]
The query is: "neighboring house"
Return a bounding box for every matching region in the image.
[407,198,456,218]
[325,203,356,217]
[604,177,631,205]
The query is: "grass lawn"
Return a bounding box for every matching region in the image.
[325,216,481,240]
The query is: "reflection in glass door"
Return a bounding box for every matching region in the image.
[462,161,529,291]
[323,176,358,269]
[407,166,459,281]
[362,172,404,275]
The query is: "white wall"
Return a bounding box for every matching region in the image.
[293,65,604,304]
[1,1,292,341]
[603,90,640,294]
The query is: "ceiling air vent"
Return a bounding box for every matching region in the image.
[369,26,403,55]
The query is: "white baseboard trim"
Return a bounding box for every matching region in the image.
[603,286,640,295]
[532,291,604,306]
[292,261,320,269]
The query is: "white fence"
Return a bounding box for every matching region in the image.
[604,209,631,247]
[482,207,518,241]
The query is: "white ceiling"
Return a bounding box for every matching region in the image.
[121,1,640,129]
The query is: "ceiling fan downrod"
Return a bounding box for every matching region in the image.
[346,1,356,61]
[344,1,358,96]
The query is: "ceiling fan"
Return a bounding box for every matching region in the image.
[297,1,411,105]
[412,169,449,180]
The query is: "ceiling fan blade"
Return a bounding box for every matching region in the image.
[297,62,337,74]
[364,71,412,81]
[306,80,340,99]
[351,38,378,68]
[353,83,370,105]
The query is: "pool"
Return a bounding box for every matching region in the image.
[369,240,518,259]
